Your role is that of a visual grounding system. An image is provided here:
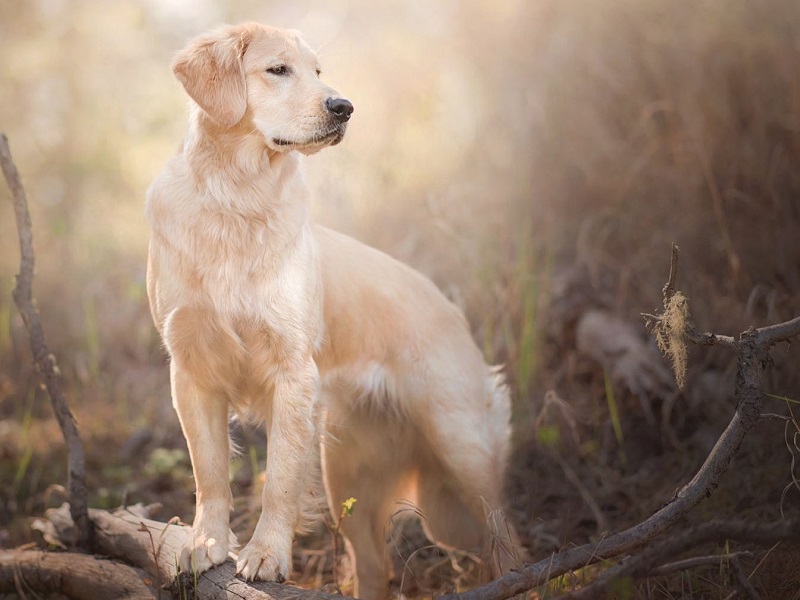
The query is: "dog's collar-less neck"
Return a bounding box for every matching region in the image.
[181,109,304,213]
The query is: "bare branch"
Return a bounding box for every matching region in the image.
[0,133,91,549]
[754,315,800,346]
[554,519,799,600]
[683,326,737,349]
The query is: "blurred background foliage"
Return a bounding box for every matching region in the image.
[1,0,799,596]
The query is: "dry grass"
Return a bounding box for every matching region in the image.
[1,0,799,597]
[653,291,691,390]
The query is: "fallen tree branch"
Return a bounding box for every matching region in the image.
[557,519,800,600]
[42,504,353,600]
[441,245,800,600]
[0,549,158,599]
[0,133,91,549]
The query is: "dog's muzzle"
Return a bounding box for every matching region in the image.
[271,98,353,149]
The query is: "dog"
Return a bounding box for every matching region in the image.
[146,22,520,599]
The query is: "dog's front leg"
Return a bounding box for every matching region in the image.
[171,364,235,575]
[236,359,318,582]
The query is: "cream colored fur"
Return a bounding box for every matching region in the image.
[146,22,521,599]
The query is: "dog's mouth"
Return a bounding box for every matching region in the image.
[272,125,346,149]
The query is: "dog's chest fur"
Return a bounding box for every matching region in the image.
[147,153,323,402]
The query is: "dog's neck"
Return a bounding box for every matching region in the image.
[180,107,308,217]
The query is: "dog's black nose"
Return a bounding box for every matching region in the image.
[325,97,354,122]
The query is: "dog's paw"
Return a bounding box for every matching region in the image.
[235,538,291,582]
[179,527,234,575]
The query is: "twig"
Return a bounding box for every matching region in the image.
[645,244,737,350]
[759,413,790,422]
[553,452,609,534]
[0,133,92,549]
[648,551,752,577]
[139,521,163,593]
[661,243,679,300]
[729,555,760,600]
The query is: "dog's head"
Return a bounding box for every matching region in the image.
[173,23,353,155]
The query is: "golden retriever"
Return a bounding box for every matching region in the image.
[146,22,520,599]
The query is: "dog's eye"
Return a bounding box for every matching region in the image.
[315,69,321,77]
[266,65,289,76]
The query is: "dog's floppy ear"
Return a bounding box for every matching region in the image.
[172,25,253,128]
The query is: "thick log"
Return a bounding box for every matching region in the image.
[0,549,158,599]
[43,504,351,600]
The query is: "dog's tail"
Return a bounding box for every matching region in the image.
[487,365,513,464]
[484,366,528,573]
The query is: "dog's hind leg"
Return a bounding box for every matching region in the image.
[321,403,415,600]
[416,460,484,551]
[413,369,523,579]
[416,456,522,579]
